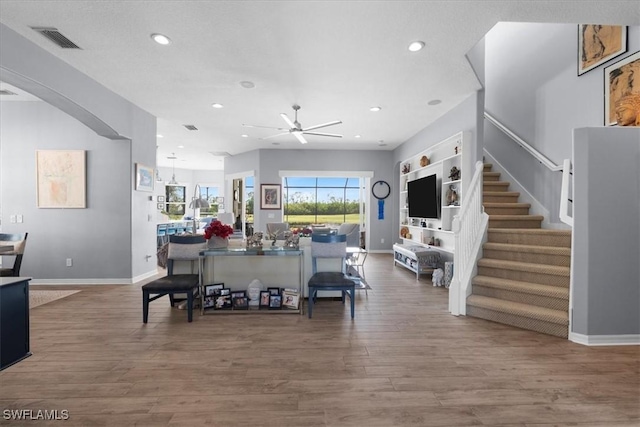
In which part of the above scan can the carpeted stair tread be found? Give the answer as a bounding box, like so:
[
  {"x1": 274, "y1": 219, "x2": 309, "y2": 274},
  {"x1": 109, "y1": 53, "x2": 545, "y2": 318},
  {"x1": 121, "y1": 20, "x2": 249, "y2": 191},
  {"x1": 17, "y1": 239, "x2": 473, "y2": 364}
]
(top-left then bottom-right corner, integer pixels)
[
  {"x1": 472, "y1": 275, "x2": 569, "y2": 299},
  {"x1": 483, "y1": 172, "x2": 501, "y2": 180},
  {"x1": 483, "y1": 163, "x2": 493, "y2": 170},
  {"x1": 483, "y1": 242, "x2": 570, "y2": 256},
  {"x1": 467, "y1": 295, "x2": 568, "y2": 325},
  {"x1": 483, "y1": 181, "x2": 510, "y2": 186},
  {"x1": 488, "y1": 214, "x2": 544, "y2": 221},
  {"x1": 483, "y1": 191, "x2": 521, "y2": 198},
  {"x1": 477, "y1": 258, "x2": 569, "y2": 277},
  {"x1": 483, "y1": 202, "x2": 531, "y2": 209},
  {"x1": 488, "y1": 228, "x2": 572, "y2": 237}
]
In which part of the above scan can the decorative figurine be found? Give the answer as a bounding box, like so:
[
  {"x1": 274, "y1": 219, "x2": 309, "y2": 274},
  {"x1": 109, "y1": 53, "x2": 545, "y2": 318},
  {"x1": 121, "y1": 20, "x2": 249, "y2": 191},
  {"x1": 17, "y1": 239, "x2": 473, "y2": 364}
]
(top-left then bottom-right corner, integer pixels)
[
  {"x1": 420, "y1": 155, "x2": 430, "y2": 167},
  {"x1": 448, "y1": 166, "x2": 461, "y2": 181},
  {"x1": 284, "y1": 231, "x2": 299, "y2": 249},
  {"x1": 446, "y1": 185, "x2": 459, "y2": 206},
  {"x1": 246, "y1": 232, "x2": 263, "y2": 248}
]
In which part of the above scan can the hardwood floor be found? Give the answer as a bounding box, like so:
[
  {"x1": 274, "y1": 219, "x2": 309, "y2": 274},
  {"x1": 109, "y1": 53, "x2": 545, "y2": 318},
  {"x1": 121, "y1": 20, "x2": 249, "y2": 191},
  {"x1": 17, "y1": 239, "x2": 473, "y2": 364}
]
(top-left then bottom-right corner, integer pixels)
[{"x1": 1, "y1": 253, "x2": 638, "y2": 426}]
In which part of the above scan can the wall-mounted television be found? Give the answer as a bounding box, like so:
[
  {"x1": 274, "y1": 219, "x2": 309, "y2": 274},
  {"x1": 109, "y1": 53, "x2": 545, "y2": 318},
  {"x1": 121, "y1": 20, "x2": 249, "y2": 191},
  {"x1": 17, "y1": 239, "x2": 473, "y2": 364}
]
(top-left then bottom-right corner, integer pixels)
[{"x1": 407, "y1": 174, "x2": 439, "y2": 219}]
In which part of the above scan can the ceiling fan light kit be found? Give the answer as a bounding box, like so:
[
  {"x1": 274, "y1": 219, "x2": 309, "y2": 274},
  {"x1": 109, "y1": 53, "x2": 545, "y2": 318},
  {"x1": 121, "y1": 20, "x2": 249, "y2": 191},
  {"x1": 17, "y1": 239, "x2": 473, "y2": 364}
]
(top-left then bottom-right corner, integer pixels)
[{"x1": 244, "y1": 105, "x2": 342, "y2": 144}]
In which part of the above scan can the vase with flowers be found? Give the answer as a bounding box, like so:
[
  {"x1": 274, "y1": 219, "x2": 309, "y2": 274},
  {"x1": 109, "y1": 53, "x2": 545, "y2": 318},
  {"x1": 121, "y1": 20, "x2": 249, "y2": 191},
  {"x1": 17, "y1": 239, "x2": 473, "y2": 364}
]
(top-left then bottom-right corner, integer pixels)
[{"x1": 204, "y1": 220, "x2": 234, "y2": 248}]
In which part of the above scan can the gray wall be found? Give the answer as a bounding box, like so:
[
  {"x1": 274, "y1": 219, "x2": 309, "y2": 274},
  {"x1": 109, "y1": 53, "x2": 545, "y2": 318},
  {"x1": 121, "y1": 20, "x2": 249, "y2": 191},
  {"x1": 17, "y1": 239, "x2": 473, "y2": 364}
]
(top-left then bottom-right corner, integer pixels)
[
  {"x1": 1, "y1": 23, "x2": 157, "y2": 282},
  {"x1": 225, "y1": 148, "x2": 393, "y2": 251},
  {"x1": 392, "y1": 92, "x2": 482, "y2": 244},
  {"x1": 483, "y1": 23, "x2": 640, "y2": 224},
  {"x1": 572, "y1": 127, "x2": 640, "y2": 336}
]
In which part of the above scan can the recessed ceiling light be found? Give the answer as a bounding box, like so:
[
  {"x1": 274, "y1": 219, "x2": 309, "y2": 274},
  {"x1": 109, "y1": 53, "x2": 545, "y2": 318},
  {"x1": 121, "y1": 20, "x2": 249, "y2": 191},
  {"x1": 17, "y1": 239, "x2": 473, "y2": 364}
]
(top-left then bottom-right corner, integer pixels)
[
  {"x1": 378, "y1": 140, "x2": 387, "y2": 146},
  {"x1": 408, "y1": 41, "x2": 425, "y2": 52},
  {"x1": 211, "y1": 103, "x2": 223, "y2": 108},
  {"x1": 428, "y1": 99, "x2": 442, "y2": 106},
  {"x1": 370, "y1": 106, "x2": 381, "y2": 112},
  {"x1": 272, "y1": 142, "x2": 280, "y2": 146},
  {"x1": 151, "y1": 33, "x2": 171, "y2": 45},
  {"x1": 177, "y1": 145, "x2": 184, "y2": 148},
  {"x1": 354, "y1": 135, "x2": 361, "y2": 138},
  {"x1": 241, "y1": 134, "x2": 249, "y2": 138},
  {"x1": 240, "y1": 81, "x2": 255, "y2": 89}
]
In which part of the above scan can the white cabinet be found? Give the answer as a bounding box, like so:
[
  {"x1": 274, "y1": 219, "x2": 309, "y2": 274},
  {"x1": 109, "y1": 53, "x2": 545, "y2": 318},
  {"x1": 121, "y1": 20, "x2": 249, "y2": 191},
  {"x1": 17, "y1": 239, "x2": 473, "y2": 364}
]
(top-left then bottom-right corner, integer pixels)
[{"x1": 399, "y1": 131, "x2": 469, "y2": 255}]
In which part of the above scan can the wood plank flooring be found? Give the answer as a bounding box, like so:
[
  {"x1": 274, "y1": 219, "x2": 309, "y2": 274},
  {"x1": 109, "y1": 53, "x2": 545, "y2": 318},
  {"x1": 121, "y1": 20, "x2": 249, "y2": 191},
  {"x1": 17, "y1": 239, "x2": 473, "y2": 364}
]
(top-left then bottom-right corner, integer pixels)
[{"x1": 1, "y1": 253, "x2": 638, "y2": 426}]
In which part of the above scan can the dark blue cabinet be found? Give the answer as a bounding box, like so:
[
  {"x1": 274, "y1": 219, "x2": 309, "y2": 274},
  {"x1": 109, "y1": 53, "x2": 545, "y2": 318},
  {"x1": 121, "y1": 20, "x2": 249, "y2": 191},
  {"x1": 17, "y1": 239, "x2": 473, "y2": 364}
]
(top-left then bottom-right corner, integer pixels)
[{"x1": 1, "y1": 277, "x2": 31, "y2": 370}]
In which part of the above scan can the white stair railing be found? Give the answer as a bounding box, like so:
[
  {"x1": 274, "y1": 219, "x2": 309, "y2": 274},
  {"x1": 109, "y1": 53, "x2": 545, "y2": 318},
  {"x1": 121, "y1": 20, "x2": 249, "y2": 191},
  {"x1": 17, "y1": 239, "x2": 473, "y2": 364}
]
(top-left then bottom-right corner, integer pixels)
[
  {"x1": 484, "y1": 112, "x2": 573, "y2": 227},
  {"x1": 449, "y1": 161, "x2": 489, "y2": 316}
]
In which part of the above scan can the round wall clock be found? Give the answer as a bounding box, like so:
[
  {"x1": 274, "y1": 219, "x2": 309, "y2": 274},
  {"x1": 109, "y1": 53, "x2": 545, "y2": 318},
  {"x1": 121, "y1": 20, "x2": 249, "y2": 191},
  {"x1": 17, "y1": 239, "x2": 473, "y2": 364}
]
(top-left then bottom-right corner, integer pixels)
[{"x1": 372, "y1": 180, "x2": 391, "y2": 200}]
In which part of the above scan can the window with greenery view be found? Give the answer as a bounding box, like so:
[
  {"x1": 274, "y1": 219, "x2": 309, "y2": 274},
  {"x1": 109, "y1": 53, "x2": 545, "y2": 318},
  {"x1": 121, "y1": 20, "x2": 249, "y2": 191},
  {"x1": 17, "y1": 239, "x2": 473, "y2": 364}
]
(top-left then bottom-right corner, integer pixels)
[
  {"x1": 165, "y1": 185, "x2": 186, "y2": 217},
  {"x1": 245, "y1": 176, "x2": 254, "y2": 223},
  {"x1": 198, "y1": 186, "x2": 219, "y2": 217},
  {"x1": 283, "y1": 177, "x2": 363, "y2": 228}
]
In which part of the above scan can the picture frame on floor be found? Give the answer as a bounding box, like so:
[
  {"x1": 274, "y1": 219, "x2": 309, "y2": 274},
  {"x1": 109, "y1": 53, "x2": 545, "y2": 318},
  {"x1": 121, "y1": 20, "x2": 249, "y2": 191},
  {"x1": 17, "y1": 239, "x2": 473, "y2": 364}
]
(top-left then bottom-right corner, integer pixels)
[
  {"x1": 214, "y1": 294, "x2": 232, "y2": 309},
  {"x1": 282, "y1": 290, "x2": 300, "y2": 309},
  {"x1": 205, "y1": 283, "x2": 224, "y2": 296},
  {"x1": 203, "y1": 296, "x2": 215, "y2": 309},
  {"x1": 267, "y1": 287, "x2": 280, "y2": 296},
  {"x1": 259, "y1": 291, "x2": 271, "y2": 309},
  {"x1": 231, "y1": 291, "x2": 246, "y2": 299},
  {"x1": 232, "y1": 296, "x2": 249, "y2": 310},
  {"x1": 269, "y1": 294, "x2": 282, "y2": 310}
]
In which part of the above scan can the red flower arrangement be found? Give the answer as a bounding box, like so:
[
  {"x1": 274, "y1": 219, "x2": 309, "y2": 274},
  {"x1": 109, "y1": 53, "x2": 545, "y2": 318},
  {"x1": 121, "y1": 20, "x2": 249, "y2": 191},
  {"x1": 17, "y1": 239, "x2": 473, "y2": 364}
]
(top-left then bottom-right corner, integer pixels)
[
  {"x1": 293, "y1": 227, "x2": 313, "y2": 237},
  {"x1": 204, "y1": 220, "x2": 234, "y2": 240}
]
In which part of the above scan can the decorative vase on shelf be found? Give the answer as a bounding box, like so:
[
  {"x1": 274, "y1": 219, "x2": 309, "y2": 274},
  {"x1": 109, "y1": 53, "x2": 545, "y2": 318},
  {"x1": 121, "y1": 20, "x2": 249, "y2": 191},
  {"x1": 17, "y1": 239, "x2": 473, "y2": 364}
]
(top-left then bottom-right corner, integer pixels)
[{"x1": 207, "y1": 236, "x2": 229, "y2": 249}]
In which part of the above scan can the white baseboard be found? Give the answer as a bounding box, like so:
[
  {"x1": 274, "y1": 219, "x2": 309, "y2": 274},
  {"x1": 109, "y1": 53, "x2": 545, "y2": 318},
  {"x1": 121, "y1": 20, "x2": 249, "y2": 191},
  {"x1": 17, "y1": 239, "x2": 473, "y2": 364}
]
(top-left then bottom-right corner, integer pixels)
[
  {"x1": 368, "y1": 249, "x2": 394, "y2": 254},
  {"x1": 569, "y1": 332, "x2": 640, "y2": 346},
  {"x1": 30, "y1": 269, "x2": 159, "y2": 286}
]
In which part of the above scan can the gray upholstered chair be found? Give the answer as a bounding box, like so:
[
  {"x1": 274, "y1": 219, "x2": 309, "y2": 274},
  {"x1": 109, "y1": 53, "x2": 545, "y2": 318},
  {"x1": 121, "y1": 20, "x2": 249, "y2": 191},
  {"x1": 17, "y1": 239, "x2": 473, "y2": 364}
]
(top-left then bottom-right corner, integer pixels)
[
  {"x1": 337, "y1": 223, "x2": 360, "y2": 247},
  {"x1": 307, "y1": 233, "x2": 356, "y2": 319},
  {"x1": 0, "y1": 233, "x2": 28, "y2": 277},
  {"x1": 266, "y1": 222, "x2": 290, "y2": 240}
]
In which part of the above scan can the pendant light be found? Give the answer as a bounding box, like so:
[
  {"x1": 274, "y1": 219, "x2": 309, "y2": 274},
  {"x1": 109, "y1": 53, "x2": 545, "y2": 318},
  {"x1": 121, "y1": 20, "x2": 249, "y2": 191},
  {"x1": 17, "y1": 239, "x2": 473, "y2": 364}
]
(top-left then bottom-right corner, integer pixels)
[{"x1": 168, "y1": 153, "x2": 178, "y2": 185}]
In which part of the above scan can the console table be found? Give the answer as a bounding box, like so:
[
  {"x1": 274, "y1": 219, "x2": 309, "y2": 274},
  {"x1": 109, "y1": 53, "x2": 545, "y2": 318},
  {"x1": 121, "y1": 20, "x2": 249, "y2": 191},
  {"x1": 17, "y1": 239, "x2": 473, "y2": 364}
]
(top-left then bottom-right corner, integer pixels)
[
  {"x1": 199, "y1": 247, "x2": 304, "y2": 314},
  {"x1": 1, "y1": 277, "x2": 31, "y2": 370}
]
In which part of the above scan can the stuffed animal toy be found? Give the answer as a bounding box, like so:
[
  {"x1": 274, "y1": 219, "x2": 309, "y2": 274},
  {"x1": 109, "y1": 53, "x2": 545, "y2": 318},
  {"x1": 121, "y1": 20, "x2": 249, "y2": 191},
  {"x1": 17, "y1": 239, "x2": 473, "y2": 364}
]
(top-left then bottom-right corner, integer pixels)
[{"x1": 432, "y1": 268, "x2": 444, "y2": 287}]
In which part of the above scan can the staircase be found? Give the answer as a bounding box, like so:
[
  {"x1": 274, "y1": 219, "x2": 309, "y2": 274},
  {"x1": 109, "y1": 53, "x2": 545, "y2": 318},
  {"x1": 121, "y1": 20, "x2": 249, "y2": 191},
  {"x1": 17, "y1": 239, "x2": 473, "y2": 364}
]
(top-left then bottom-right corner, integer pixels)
[{"x1": 466, "y1": 163, "x2": 571, "y2": 338}]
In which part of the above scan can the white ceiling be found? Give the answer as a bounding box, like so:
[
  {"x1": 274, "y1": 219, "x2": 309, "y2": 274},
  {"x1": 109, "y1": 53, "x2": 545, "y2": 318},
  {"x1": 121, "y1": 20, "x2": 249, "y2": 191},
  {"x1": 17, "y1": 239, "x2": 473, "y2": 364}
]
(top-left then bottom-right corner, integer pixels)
[{"x1": 0, "y1": 1, "x2": 636, "y2": 170}]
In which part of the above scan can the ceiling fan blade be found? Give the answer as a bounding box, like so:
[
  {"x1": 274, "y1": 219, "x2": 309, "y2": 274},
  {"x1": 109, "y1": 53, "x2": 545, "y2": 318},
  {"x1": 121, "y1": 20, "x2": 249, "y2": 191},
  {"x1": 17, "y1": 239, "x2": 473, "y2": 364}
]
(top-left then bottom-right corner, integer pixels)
[
  {"x1": 302, "y1": 131, "x2": 343, "y2": 138},
  {"x1": 301, "y1": 120, "x2": 342, "y2": 132},
  {"x1": 242, "y1": 124, "x2": 287, "y2": 131},
  {"x1": 292, "y1": 132, "x2": 308, "y2": 144},
  {"x1": 260, "y1": 132, "x2": 290, "y2": 140},
  {"x1": 280, "y1": 113, "x2": 297, "y2": 129}
]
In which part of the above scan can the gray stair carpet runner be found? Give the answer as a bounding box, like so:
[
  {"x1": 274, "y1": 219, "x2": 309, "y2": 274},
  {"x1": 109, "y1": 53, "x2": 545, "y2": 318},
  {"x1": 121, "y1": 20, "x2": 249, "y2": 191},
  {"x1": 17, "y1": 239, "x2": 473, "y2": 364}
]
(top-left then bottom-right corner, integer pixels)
[{"x1": 466, "y1": 163, "x2": 571, "y2": 338}]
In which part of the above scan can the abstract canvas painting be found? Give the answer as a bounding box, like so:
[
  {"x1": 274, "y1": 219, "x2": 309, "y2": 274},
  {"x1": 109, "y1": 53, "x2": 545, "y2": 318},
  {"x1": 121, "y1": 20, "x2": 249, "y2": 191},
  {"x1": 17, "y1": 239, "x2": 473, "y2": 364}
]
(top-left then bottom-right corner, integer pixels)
[{"x1": 36, "y1": 150, "x2": 86, "y2": 208}]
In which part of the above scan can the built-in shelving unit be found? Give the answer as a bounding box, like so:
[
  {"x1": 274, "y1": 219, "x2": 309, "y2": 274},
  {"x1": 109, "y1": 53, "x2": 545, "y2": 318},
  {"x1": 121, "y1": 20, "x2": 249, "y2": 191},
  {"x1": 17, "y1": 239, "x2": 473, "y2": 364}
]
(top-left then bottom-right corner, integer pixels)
[{"x1": 397, "y1": 131, "x2": 468, "y2": 259}]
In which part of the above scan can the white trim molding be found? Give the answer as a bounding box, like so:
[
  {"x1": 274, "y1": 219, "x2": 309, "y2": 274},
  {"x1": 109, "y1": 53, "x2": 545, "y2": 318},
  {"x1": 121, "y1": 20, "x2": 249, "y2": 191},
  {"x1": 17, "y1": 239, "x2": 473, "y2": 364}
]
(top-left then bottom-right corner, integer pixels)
[
  {"x1": 570, "y1": 332, "x2": 640, "y2": 346},
  {"x1": 30, "y1": 269, "x2": 159, "y2": 285}
]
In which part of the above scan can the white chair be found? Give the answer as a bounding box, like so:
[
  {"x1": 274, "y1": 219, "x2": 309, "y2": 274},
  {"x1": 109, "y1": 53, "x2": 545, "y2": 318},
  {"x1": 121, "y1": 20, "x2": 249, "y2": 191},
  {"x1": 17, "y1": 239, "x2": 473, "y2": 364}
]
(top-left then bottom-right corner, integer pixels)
[
  {"x1": 266, "y1": 222, "x2": 289, "y2": 240},
  {"x1": 337, "y1": 223, "x2": 360, "y2": 247}
]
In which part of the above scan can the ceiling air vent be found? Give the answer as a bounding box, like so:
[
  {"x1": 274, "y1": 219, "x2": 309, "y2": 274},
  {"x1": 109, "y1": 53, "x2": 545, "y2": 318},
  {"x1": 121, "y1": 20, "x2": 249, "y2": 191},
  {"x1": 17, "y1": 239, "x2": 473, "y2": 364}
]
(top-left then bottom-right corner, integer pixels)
[
  {"x1": 183, "y1": 124, "x2": 198, "y2": 131},
  {"x1": 0, "y1": 89, "x2": 17, "y2": 96},
  {"x1": 31, "y1": 27, "x2": 81, "y2": 49},
  {"x1": 209, "y1": 151, "x2": 231, "y2": 157}
]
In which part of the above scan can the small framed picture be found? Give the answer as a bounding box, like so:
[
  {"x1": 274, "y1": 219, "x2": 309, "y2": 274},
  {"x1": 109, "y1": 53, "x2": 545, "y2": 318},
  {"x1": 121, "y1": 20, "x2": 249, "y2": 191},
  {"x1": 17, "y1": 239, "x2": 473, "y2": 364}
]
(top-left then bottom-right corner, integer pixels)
[
  {"x1": 259, "y1": 291, "x2": 271, "y2": 309},
  {"x1": 135, "y1": 163, "x2": 154, "y2": 192},
  {"x1": 267, "y1": 287, "x2": 280, "y2": 296},
  {"x1": 157, "y1": 195, "x2": 165, "y2": 202},
  {"x1": 214, "y1": 294, "x2": 232, "y2": 309},
  {"x1": 231, "y1": 291, "x2": 246, "y2": 299},
  {"x1": 269, "y1": 294, "x2": 282, "y2": 310},
  {"x1": 203, "y1": 296, "x2": 215, "y2": 309},
  {"x1": 260, "y1": 184, "x2": 282, "y2": 210},
  {"x1": 205, "y1": 283, "x2": 224, "y2": 296},
  {"x1": 604, "y1": 50, "x2": 640, "y2": 126},
  {"x1": 232, "y1": 296, "x2": 249, "y2": 310},
  {"x1": 157, "y1": 203, "x2": 164, "y2": 210},
  {"x1": 282, "y1": 290, "x2": 300, "y2": 310},
  {"x1": 219, "y1": 288, "x2": 231, "y2": 296}
]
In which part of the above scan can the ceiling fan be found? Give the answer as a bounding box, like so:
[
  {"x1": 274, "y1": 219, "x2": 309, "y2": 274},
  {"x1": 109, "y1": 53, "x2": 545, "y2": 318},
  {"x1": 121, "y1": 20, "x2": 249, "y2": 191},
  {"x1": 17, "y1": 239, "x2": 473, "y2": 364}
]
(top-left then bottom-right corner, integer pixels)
[{"x1": 242, "y1": 105, "x2": 342, "y2": 144}]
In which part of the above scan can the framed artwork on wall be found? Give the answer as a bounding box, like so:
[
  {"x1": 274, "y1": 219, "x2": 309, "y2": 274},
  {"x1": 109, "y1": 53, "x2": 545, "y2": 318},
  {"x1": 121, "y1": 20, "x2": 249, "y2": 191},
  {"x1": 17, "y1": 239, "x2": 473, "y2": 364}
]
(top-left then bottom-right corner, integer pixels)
[
  {"x1": 36, "y1": 150, "x2": 86, "y2": 208},
  {"x1": 604, "y1": 51, "x2": 640, "y2": 126},
  {"x1": 260, "y1": 184, "x2": 281, "y2": 210},
  {"x1": 578, "y1": 25, "x2": 627, "y2": 76},
  {"x1": 135, "y1": 163, "x2": 154, "y2": 192}
]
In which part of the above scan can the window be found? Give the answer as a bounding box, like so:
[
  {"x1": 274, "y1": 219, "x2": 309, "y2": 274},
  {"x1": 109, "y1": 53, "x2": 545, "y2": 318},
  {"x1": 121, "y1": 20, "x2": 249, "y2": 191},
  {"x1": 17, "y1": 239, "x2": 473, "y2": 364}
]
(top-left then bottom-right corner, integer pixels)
[
  {"x1": 198, "y1": 186, "x2": 219, "y2": 217},
  {"x1": 245, "y1": 176, "x2": 254, "y2": 223},
  {"x1": 283, "y1": 177, "x2": 363, "y2": 228},
  {"x1": 165, "y1": 185, "x2": 186, "y2": 216}
]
